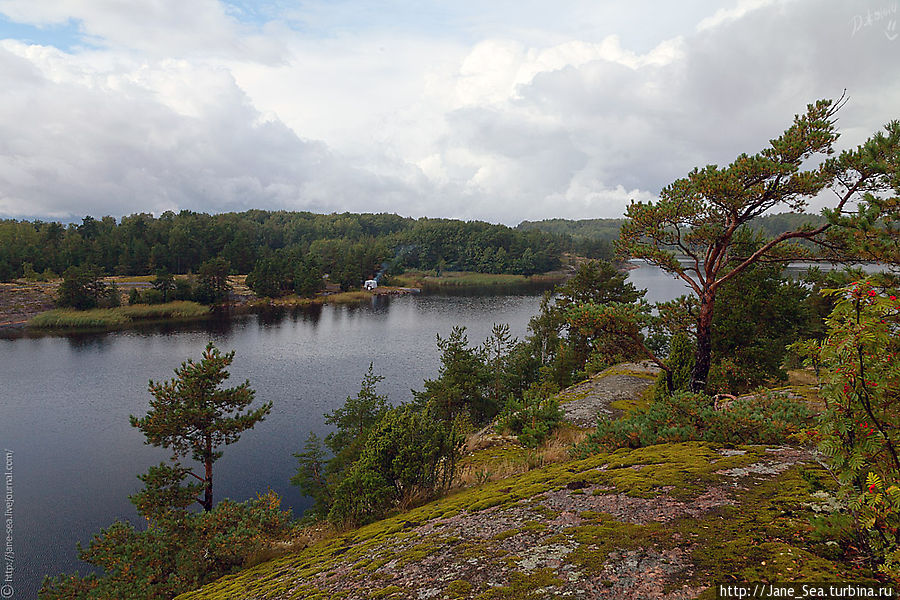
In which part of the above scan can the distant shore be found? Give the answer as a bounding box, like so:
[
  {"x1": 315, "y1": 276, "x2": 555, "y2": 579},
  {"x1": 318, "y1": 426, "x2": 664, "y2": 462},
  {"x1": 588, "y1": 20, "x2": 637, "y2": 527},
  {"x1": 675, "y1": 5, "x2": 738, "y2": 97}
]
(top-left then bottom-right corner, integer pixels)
[{"x1": 1, "y1": 269, "x2": 571, "y2": 333}]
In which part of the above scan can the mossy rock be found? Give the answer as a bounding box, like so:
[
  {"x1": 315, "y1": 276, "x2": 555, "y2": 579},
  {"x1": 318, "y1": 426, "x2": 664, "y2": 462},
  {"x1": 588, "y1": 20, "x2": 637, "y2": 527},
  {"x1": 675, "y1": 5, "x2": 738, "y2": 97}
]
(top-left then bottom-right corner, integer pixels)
[{"x1": 175, "y1": 442, "x2": 872, "y2": 600}]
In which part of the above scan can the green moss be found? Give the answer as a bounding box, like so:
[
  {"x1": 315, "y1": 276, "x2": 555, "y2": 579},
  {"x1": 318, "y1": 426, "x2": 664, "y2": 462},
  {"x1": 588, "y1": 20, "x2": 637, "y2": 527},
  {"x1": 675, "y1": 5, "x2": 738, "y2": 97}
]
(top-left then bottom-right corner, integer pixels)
[
  {"x1": 595, "y1": 365, "x2": 658, "y2": 381},
  {"x1": 567, "y1": 513, "x2": 672, "y2": 574},
  {"x1": 446, "y1": 579, "x2": 474, "y2": 598},
  {"x1": 492, "y1": 520, "x2": 549, "y2": 541},
  {"x1": 474, "y1": 569, "x2": 563, "y2": 599},
  {"x1": 394, "y1": 540, "x2": 439, "y2": 567},
  {"x1": 367, "y1": 585, "x2": 406, "y2": 599},
  {"x1": 460, "y1": 443, "x2": 529, "y2": 470},
  {"x1": 554, "y1": 388, "x2": 592, "y2": 405},
  {"x1": 683, "y1": 465, "x2": 874, "y2": 589},
  {"x1": 594, "y1": 442, "x2": 765, "y2": 499},
  {"x1": 609, "y1": 392, "x2": 652, "y2": 414},
  {"x1": 175, "y1": 442, "x2": 872, "y2": 600}
]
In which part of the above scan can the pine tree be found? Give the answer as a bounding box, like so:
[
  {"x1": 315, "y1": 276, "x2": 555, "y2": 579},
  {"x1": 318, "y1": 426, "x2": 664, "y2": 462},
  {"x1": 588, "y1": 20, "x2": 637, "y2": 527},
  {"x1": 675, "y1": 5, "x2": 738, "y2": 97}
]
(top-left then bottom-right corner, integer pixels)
[
  {"x1": 130, "y1": 343, "x2": 272, "y2": 511},
  {"x1": 619, "y1": 98, "x2": 899, "y2": 391}
]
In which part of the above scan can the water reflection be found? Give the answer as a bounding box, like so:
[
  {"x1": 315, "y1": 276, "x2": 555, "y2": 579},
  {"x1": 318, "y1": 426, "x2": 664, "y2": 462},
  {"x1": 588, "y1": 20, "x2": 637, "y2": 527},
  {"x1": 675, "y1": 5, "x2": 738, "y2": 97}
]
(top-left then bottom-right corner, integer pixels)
[
  {"x1": 9, "y1": 263, "x2": 833, "y2": 598},
  {"x1": 1, "y1": 289, "x2": 555, "y2": 598}
]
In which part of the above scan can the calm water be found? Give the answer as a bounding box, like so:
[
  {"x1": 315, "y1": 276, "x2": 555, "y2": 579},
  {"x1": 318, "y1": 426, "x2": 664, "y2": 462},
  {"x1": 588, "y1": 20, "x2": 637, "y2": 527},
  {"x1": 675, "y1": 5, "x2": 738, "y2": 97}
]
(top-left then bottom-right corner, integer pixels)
[{"x1": 1, "y1": 267, "x2": 690, "y2": 599}]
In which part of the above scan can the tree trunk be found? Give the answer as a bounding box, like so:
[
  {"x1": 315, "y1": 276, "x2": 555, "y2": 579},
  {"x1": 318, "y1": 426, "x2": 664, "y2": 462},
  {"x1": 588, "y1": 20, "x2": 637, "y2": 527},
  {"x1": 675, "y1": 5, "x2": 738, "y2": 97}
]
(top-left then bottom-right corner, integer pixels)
[
  {"x1": 203, "y1": 436, "x2": 213, "y2": 511},
  {"x1": 691, "y1": 292, "x2": 716, "y2": 392}
]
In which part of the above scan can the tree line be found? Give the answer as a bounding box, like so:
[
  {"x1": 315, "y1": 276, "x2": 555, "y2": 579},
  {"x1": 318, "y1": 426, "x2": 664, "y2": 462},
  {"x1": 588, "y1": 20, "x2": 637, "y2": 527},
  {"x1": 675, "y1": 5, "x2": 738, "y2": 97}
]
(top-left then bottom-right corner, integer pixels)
[{"x1": 0, "y1": 211, "x2": 570, "y2": 288}]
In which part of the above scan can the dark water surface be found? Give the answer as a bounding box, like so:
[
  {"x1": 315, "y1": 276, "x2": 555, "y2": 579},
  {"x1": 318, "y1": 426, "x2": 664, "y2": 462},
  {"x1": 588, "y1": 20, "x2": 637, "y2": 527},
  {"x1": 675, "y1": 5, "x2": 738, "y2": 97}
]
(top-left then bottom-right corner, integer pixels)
[{"x1": 0, "y1": 267, "x2": 690, "y2": 599}]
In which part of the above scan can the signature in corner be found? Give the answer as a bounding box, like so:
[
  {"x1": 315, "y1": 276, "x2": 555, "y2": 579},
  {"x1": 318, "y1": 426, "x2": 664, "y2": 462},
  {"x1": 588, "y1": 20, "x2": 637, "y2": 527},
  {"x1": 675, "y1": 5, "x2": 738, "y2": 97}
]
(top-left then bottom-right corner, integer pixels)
[{"x1": 849, "y1": 3, "x2": 899, "y2": 40}]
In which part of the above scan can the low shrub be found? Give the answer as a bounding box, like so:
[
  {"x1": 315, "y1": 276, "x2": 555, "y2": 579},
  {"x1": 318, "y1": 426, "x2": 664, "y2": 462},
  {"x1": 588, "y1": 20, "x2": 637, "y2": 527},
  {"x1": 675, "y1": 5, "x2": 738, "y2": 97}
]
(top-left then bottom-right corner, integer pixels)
[
  {"x1": 574, "y1": 389, "x2": 812, "y2": 455},
  {"x1": 495, "y1": 389, "x2": 564, "y2": 448},
  {"x1": 327, "y1": 405, "x2": 463, "y2": 527}
]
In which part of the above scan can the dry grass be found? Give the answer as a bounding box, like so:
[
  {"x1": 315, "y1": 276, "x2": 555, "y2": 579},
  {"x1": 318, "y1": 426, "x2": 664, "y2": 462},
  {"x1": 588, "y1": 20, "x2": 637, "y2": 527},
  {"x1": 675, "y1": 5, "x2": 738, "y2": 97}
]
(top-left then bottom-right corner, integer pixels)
[
  {"x1": 243, "y1": 522, "x2": 338, "y2": 569},
  {"x1": 325, "y1": 291, "x2": 371, "y2": 303},
  {"x1": 266, "y1": 290, "x2": 373, "y2": 307},
  {"x1": 454, "y1": 424, "x2": 589, "y2": 489},
  {"x1": 28, "y1": 308, "x2": 131, "y2": 329},
  {"x1": 392, "y1": 270, "x2": 567, "y2": 289},
  {"x1": 787, "y1": 368, "x2": 819, "y2": 387}
]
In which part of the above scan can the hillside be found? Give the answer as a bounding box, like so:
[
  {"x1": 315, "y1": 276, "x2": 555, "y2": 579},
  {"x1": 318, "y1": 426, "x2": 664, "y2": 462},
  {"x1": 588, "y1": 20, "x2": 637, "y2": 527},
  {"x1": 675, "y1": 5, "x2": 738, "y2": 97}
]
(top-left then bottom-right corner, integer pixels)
[
  {"x1": 175, "y1": 367, "x2": 872, "y2": 600},
  {"x1": 176, "y1": 442, "x2": 864, "y2": 600}
]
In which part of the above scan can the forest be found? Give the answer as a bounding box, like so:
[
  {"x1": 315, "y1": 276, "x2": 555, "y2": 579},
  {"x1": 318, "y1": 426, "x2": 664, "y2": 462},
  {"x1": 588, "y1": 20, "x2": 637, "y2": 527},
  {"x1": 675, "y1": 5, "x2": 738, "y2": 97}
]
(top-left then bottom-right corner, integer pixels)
[{"x1": 0, "y1": 211, "x2": 575, "y2": 291}]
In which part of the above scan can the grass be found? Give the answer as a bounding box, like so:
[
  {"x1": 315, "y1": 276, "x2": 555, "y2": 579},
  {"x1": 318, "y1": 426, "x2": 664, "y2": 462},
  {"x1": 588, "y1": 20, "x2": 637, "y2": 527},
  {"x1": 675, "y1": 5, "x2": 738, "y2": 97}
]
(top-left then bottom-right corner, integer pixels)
[
  {"x1": 392, "y1": 271, "x2": 566, "y2": 288},
  {"x1": 28, "y1": 301, "x2": 210, "y2": 329},
  {"x1": 325, "y1": 291, "x2": 372, "y2": 303},
  {"x1": 455, "y1": 425, "x2": 588, "y2": 488},
  {"x1": 28, "y1": 308, "x2": 131, "y2": 329},
  {"x1": 258, "y1": 290, "x2": 374, "y2": 308},
  {"x1": 118, "y1": 301, "x2": 210, "y2": 319}
]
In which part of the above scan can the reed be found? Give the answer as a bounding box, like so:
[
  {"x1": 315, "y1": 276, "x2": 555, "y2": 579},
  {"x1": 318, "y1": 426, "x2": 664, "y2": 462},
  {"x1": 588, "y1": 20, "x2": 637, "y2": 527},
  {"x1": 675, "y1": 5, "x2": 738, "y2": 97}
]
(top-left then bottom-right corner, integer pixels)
[
  {"x1": 118, "y1": 301, "x2": 209, "y2": 319},
  {"x1": 28, "y1": 309, "x2": 130, "y2": 329},
  {"x1": 28, "y1": 301, "x2": 209, "y2": 329}
]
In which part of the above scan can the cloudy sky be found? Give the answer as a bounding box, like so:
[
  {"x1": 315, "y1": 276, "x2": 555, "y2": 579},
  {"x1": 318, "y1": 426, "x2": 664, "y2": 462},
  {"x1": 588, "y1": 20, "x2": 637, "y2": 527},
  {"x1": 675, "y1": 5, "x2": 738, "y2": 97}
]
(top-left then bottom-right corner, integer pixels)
[{"x1": 0, "y1": 0, "x2": 898, "y2": 225}]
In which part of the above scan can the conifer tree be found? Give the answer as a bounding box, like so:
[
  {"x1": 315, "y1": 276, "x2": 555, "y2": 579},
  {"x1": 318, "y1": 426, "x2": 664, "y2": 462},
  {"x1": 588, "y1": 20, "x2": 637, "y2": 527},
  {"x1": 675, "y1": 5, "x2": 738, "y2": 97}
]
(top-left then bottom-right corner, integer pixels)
[
  {"x1": 130, "y1": 343, "x2": 272, "y2": 511},
  {"x1": 619, "y1": 98, "x2": 899, "y2": 391}
]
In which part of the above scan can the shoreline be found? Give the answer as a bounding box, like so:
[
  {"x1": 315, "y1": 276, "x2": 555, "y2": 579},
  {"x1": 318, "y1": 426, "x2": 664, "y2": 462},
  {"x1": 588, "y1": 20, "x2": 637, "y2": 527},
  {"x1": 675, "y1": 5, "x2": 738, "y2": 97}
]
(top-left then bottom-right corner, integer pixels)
[{"x1": 1, "y1": 270, "x2": 566, "y2": 335}]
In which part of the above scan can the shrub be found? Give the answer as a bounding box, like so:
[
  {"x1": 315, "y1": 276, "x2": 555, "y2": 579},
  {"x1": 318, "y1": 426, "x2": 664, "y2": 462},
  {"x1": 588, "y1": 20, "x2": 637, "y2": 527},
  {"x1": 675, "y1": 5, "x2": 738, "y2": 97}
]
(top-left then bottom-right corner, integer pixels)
[
  {"x1": 173, "y1": 278, "x2": 194, "y2": 301},
  {"x1": 794, "y1": 283, "x2": 900, "y2": 579},
  {"x1": 57, "y1": 265, "x2": 108, "y2": 309},
  {"x1": 495, "y1": 389, "x2": 564, "y2": 448},
  {"x1": 39, "y1": 491, "x2": 293, "y2": 600},
  {"x1": 574, "y1": 389, "x2": 811, "y2": 455},
  {"x1": 142, "y1": 288, "x2": 165, "y2": 304},
  {"x1": 327, "y1": 405, "x2": 463, "y2": 527}
]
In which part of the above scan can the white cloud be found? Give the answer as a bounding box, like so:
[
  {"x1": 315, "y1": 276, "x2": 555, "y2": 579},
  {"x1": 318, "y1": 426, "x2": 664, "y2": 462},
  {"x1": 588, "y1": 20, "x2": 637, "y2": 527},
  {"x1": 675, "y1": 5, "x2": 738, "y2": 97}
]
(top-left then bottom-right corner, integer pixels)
[
  {"x1": 696, "y1": 0, "x2": 782, "y2": 31},
  {"x1": 0, "y1": 39, "x2": 418, "y2": 220},
  {"x1": 0, "y1": 0, "x2": 284, "y2": 60},
  {"x1": 0, "y1": 0, "x2": 897, "y2": 224}
]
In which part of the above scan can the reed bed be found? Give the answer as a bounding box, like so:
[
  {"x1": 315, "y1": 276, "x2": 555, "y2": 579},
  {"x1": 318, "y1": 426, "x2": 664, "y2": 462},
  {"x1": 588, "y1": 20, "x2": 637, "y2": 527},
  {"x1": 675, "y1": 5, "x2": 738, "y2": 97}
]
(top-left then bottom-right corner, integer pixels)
[
  {"x1": 28, "y1": 301, "x2": 209, "y2": 329},
  {"x1": 28, "y1": 309, "x2": 131, "y2": 329},
  {"x1": 118, "y1": 301, "x2": 209, "y2": 319},
  {"x1": 395, "y1": 270, "x2": 567, "y2": 288}
]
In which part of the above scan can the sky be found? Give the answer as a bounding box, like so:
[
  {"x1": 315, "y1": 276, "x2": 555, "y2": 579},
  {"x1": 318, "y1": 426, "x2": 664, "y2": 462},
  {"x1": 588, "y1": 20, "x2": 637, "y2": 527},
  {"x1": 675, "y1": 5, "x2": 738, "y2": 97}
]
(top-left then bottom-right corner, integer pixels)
[{"x1": 0, "y1": 0, "x2": 898, "y2": 225}]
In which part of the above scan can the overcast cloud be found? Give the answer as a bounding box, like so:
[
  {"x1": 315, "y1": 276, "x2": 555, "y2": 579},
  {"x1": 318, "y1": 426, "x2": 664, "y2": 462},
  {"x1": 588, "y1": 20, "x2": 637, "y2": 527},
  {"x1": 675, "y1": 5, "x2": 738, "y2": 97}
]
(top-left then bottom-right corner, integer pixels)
[{"x1": 0, "y1": 0, "x2": 898, "y2": 224}]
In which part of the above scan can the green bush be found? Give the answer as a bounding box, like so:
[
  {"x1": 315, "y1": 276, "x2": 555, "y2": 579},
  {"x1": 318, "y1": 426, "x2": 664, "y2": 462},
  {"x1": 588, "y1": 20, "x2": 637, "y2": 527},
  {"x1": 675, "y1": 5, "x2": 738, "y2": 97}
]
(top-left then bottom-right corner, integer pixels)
[
  {"x1": 142, "y1": 288, "x2": 165, "y2": 304},
  {"x1": 574, "y1": 389, "x2": 812, "y2": 455},
  {"x1": 495, "y1": 389, "x2": 564, "y2": 448},
  {"x1": 327, "y1": 405, "x2": 463, "y2": 527},
  {"x1": 39, "y1": 491, "x2": 292, "y2": 600},
  {"x1": 794, "y1": 283, "x2": 900, "y2": 580},
  {"x1": 57, "y1": 265, "x2": 109, "y2": 309}
]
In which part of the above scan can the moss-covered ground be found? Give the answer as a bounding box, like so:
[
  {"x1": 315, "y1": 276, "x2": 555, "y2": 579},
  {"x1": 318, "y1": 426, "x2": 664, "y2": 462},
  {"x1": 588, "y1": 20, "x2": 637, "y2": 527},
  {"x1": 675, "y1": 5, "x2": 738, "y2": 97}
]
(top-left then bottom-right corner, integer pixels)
[{"x1": 175, "y1": 441, "x2": 872, "y2": 600}]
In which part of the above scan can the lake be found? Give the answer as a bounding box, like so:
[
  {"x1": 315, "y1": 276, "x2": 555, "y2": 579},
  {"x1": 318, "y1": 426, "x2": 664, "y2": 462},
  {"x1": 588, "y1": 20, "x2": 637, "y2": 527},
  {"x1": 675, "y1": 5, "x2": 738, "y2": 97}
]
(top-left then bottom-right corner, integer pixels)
[{"x1": 0, "y1": 264, "x2": 694, "y2": 599}]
